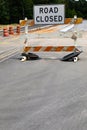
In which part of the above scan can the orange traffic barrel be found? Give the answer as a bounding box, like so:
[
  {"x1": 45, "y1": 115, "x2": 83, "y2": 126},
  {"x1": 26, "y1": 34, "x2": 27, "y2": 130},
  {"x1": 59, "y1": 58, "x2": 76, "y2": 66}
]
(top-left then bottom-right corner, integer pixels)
[
  {"x1": 3, "y1": 28, "x2": 9, "y2": 37},
  {"x1": 16, "y1": 25, "x2": 20, "y2": 34},
  {"x1": 9, "y1": 26, "x2": 14, "y2": 35}
]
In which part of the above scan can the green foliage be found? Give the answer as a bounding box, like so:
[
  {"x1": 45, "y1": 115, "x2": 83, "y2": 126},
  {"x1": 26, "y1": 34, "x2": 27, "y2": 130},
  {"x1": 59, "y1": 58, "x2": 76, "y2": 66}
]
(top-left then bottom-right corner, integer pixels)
[
  {"x1": 24, "y1": 0, "x2": 33, "y2": 19},
  {"x1": 0, "y1": 0, "x2": 87, "y2": 24},
  {"x1": 0, "y1": 0, "x2": 9, "y2": 24},
  {"x1": 66, "y1": 9, "x2": 77, "y2": 18}
]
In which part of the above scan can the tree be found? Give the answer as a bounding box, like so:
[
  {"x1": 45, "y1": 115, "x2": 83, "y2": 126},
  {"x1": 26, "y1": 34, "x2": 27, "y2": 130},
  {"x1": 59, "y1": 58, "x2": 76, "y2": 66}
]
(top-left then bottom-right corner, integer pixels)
[
  {"x1": 0, "y1": 0, "x2": 87, "y2": 24},
  {"x1": 23, "y1": 0, "x2": 33, "y2": 19},
  {"x1": 32, "y1": 0, "x2": 49, "y2": 4},
  {"x1": 0, "y1": 0, "x2": 9, "y2": 24},
  {"x1": 8, "y1": 0, "x2": 24, "y2": 23}
]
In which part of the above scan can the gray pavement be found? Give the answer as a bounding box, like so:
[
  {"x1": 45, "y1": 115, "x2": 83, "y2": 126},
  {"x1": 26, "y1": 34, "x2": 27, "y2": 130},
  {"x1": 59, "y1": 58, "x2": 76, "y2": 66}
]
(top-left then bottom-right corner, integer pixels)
[
  {"x1": 0, "y1": 21, "x2": 87, "y2": 130},
  {"x1": 0, "y1": 50, "x2": 87, "y2": 130}
]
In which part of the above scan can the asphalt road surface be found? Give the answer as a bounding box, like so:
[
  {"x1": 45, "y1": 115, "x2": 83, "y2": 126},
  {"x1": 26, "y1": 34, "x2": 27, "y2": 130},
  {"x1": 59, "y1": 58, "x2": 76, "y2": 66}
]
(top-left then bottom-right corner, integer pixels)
[{"x1": 0, "y1": 51, "x2": 87, "y2": 130}]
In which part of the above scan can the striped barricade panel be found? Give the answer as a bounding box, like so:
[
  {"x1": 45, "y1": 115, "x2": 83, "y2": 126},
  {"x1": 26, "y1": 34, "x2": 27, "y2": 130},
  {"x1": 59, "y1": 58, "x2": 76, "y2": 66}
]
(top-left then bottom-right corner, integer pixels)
[{"x1": 23, "y1": 46, "x2": 76, "y2": 53}]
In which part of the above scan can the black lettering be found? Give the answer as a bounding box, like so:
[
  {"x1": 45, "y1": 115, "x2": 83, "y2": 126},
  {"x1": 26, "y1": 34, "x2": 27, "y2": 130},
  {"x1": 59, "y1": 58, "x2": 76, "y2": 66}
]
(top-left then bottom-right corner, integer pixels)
[
  {"x1": 36, "y1": 16, "x2": 40, "y2": 22},
  {"x1": 45, "y1": 16, "x2": 49, "y2": 22},
  {"x1": 49, "y1": 7, "x2": 53, "y2": 13},
  {"x1": 36, "y1": 15, "x2": 63, "y2": 24},
  {"x1": 54, "y1": 15, "x2": 58, "y2": 22},
  {"x1": 58, "y1": 15, "x2": 62, "y2": 21},
  {"x1": 54, "y1": 7, "x2": 58, "y2": 13},
  {"x1": 40, "y1": 16, "x2": 44, "y2": 22},
  {"x1": 44, "y1": 7, "x2": 48, "y2": 13},
  {"x1": 39, "y1": 8, "x2": 43, "y2": 14},
  {"x1": 49, "y1": 16, "x2": 53, "y2": 22}
]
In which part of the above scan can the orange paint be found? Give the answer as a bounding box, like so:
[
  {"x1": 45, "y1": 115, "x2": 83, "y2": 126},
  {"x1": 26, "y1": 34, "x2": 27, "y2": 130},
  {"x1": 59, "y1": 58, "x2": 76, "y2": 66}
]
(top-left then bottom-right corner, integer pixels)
[
  {"x1": 66, "y1": 46, "x2": 75, "y2": 51},
  {"x1": 34, "y1": 46, "x2": 42, "y2": 51}
]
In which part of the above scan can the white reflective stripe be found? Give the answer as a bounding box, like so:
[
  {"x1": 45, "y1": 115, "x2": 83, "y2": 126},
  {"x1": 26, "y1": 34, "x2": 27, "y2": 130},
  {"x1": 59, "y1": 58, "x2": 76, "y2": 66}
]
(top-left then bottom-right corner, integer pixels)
[
  {"x1": 40, "y1": 47, "x2": 47, "y2": 51},
  {"x1": 60, "y1": 24, "x2": 74, "y2": 32}
]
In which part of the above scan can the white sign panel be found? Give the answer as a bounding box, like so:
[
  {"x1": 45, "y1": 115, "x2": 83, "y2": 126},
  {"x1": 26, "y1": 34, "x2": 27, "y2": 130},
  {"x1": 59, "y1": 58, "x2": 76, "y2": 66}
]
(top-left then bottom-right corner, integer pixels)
[{"x1": 34, "y1": 5, "x2": 65, "y2": 24}]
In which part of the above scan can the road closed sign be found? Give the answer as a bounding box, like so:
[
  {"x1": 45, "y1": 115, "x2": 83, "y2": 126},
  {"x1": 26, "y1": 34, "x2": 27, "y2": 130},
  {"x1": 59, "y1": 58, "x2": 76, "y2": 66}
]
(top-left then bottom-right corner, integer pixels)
[{"x1": 34, "y1": 5, "x2": 65, "y2": 24}]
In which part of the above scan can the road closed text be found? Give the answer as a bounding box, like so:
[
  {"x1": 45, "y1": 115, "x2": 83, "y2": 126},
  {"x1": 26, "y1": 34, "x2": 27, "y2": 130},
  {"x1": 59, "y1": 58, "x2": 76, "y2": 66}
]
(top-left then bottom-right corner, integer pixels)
[
  {"x1": 36, "y1": 15, "x2": 63, "y2": 23},
  {"x1": 34, "y1": 5, "x2": 65, "y2": 24}
]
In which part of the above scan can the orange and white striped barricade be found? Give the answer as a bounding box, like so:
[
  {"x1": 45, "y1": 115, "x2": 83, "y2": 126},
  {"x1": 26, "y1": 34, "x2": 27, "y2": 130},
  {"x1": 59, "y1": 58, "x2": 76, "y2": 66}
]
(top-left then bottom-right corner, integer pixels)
[
  {"x1": 23, "y1": 46, "x2": 76, "y2": 53},
  {"x1": 20, "y1": 45, "x2": 82, "y2": 62}
]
